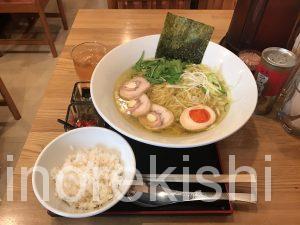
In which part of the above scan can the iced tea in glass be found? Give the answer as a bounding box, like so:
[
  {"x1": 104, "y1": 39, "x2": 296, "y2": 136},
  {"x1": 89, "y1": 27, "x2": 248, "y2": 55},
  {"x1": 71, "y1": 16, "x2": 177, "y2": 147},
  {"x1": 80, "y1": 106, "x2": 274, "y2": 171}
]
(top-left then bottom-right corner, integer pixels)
[{"x1": 71, "y1": 42, "x2": 106, "y2": 81}]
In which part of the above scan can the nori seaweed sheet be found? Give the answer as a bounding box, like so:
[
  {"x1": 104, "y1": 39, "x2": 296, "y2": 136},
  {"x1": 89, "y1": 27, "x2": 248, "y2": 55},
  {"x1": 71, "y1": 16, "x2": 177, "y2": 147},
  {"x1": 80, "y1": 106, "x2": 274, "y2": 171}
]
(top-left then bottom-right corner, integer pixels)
[{"x1": 156, "y1": 13, "x2": 214, "y2": 64}]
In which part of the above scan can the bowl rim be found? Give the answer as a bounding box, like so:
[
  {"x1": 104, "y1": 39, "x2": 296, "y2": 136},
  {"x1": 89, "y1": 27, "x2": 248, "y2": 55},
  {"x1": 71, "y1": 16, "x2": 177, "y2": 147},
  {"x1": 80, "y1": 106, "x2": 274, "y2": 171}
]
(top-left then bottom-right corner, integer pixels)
[
  {"x1": 32, "y1": 127, "x2": 136, "y2": 218},
  {"x1": 91, "y1": 34, "x2": 258, "y2": 148}
]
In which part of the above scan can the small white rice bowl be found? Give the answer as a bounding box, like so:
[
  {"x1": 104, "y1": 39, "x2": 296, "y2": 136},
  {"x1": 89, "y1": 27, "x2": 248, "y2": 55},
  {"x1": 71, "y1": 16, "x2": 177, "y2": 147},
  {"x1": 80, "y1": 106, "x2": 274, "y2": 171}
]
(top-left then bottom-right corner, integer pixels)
[{"x1": 32, "y1": 127, "x2": 136, "y2": 218}]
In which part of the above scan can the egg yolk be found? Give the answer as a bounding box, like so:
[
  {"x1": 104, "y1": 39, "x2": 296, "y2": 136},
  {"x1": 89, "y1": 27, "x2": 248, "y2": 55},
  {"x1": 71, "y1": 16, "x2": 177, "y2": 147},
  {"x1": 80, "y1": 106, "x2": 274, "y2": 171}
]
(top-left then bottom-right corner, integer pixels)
[{"x1": 189, "y1": 108, "x2": 210, "y2": 123}]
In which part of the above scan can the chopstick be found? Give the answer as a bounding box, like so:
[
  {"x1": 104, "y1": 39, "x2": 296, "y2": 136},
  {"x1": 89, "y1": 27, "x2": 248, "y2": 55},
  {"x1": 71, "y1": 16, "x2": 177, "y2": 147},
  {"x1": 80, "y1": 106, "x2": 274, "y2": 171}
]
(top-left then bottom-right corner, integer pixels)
[
  {"x1": 140, "y1": 174, "x2": 255, "y2": 183},
  {"x1": 128, "y1": 183, "x2": 257, "y2": 203}
]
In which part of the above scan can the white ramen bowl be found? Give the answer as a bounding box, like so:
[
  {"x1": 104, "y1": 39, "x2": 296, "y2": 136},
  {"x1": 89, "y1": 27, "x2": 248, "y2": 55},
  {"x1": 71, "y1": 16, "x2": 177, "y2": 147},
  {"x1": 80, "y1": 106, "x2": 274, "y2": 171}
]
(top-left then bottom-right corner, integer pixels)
[
  {"x1": 91, "y1": 35, "x2": 257, "y2": 148},
  {"x1": 32, "y1": 127, "x2": 136, "y2": 218}
]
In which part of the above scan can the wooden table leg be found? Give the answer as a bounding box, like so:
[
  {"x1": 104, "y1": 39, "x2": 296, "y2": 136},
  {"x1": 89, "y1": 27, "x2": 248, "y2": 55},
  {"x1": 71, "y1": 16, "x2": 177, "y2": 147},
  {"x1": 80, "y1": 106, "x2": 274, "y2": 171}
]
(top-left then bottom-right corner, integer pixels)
[
  {"x1": 38, "y1": 8, "x2": 58, "y2": 57},
  {"x1": 56, "y1": 0, "x2": 68, "y2": 30},
  {"x1": 23, "y1": 15, "x2": 38, "y2": 37},
  {"x1": 0, "y1": 78, "x2": 21, "y2": 120}
]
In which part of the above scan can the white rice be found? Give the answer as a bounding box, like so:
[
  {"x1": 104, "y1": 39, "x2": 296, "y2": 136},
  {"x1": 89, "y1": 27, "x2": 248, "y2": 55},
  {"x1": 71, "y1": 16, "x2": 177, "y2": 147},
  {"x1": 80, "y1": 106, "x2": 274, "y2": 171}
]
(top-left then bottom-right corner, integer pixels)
[{"x1": 51, "y1": 146, "x2": 124, "y2": 210}]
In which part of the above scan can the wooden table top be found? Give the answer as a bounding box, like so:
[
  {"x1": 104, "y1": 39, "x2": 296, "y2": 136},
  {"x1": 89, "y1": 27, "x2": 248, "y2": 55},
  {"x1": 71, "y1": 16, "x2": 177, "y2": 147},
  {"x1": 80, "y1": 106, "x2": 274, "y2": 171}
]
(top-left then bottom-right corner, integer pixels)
[{"x1": 1, "y1": 9, "x2": 300, "y2": 225}]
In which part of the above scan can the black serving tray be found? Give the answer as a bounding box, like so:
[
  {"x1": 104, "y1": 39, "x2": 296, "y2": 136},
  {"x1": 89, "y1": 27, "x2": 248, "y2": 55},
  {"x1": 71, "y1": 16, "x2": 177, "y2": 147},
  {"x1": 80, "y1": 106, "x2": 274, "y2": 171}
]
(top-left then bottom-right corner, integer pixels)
[{"x1": 101, "y1": 126, "x2": 233, "y2": 215}]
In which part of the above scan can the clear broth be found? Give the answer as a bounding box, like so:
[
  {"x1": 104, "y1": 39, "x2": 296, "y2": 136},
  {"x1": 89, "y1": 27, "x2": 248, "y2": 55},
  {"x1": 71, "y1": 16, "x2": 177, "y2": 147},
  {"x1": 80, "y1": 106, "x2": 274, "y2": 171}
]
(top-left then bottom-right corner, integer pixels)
[{"x1": 114, "y1": 66, "x2": 231, "y2": 136}]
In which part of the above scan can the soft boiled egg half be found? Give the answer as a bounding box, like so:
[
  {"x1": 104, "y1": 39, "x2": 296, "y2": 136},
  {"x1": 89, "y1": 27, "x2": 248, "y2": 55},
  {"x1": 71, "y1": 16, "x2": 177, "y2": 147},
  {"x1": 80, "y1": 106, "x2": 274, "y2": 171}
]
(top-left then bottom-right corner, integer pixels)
[{"x1": 180, "y1": 105, "x2": 216, "y2": 131}]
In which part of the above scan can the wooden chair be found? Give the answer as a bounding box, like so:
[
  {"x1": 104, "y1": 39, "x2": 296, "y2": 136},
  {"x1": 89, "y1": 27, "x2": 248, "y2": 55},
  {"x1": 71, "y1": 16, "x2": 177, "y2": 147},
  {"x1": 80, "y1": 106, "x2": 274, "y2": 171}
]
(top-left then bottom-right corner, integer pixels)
[
  {"x1": 0, "y1": 78, "x2": 21, "y2": 120},
  {"x1": 107, "y1": 0, "x2": 192, "y2": 9},
  {"x1": 0, "y1": 0, "x2": 68, "y2": 57},
  {"x1": 198, "y1": 0, "x2": 237, "y2": 9}
]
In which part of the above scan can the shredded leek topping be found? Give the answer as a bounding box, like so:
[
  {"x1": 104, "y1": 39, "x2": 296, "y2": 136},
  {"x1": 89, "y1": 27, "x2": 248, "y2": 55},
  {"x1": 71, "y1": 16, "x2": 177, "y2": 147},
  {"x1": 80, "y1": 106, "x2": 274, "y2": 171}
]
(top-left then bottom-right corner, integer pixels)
[
  {"x1": 148, "y1": 64, "x2": 231, "y2": 126},
  {"x1": 167, "y1": 64, "x2": 227, "y2": 100}
]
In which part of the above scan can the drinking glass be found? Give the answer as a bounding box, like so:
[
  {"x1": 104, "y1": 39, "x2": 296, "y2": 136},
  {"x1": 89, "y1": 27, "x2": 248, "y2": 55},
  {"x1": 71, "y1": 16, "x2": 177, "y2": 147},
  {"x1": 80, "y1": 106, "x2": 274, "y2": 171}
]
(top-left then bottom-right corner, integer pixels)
[
  {"x1": 278, "y1": 78, "x2": 300, "y2": 135},
  {"x1": 71, "y1": 42, "x2": 106, "y2": 81}
]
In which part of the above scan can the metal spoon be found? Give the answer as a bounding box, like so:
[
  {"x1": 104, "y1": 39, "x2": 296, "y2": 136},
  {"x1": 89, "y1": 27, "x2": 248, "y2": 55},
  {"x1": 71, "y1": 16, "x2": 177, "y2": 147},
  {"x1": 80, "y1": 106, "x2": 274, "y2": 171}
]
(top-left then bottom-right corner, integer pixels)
[{"x1": 126, "y1": 182, "x2": 256, "y2": 207}]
